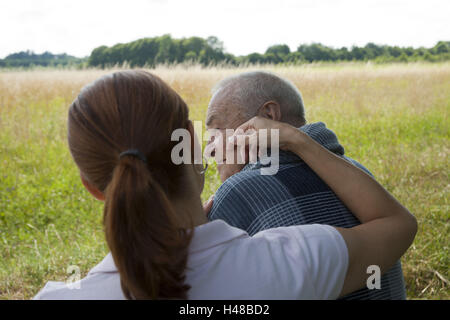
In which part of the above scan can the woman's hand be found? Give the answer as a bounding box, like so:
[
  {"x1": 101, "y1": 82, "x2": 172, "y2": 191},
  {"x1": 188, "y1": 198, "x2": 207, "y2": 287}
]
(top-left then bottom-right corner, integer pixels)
[{"x1": 227, "y1": 116, "x2": 306, "y2": 153}]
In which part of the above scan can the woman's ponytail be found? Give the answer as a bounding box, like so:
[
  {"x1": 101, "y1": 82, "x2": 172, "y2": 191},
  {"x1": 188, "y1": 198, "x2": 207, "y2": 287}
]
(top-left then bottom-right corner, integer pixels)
[
  {"x1": 103, "y1": 156, "x2": 192, "y2": 299},
  {"x1": 68, "y1": 70, "x2": 193, "y2": 299}
]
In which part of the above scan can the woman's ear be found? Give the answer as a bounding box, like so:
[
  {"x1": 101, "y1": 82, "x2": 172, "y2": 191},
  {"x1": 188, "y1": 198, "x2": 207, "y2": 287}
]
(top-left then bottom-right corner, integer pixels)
[
  {"x1": 81, "y1": 174, "x2": 105, "y2": 201},
  {"x1": 257, "y1": 101, "x2": 282, "y2": 121}
]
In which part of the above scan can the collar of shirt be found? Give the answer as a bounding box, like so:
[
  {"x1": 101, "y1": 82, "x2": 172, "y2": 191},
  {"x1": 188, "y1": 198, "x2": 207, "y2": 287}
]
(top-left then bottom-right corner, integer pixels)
[{"x1": 87, "y1": 220, "x2": 248, "y2": 275}]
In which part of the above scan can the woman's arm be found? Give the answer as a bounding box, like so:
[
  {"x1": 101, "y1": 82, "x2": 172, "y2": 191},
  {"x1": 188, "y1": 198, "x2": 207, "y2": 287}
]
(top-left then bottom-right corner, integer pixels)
[{"x1": 230, "y1": 116, "x2": 418, "y2": 297}]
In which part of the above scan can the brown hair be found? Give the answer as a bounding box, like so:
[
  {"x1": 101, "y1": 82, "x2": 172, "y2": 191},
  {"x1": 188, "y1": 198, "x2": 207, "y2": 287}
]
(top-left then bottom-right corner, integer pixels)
[{"x1": 68, "y1": 70, "x2": 192, "y2": 299}]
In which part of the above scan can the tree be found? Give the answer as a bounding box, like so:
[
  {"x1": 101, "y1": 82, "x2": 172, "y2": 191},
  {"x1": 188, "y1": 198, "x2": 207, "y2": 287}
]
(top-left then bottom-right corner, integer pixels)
[
  {"x1": 60, "y1": 37, "x2": 450, "y2": 69},
  {"x1": 155, "y1": 34, "x2": 178, "y2": 64},
  {"x1": 297, "y1": 43, "x2": 336, "y2": 62},
  {"x1": 242, "y1": 53, "x2": 263, "y2": 64},
  {"x1": 184, "y1": 51, "x2": 198, "y2": 61},
  {"x1": 206, "y1": 36, "x2": 224, "y2": 53},
  {"x1": 434, "y1": 41, "x2": 449, "y2": 54},
  {"x1": 388, "y1": 46, "x2": 403, "y2": 58},
  {"x1": 266, "y1": 44, "x2": 290, "y2": 56},
  {"x1": 264, "y1": 52, "x2": 282, "y2": 64},
  {"x1": 335, "y1": 47, "x2": 351, "y2": 61},
  {"x1": 182, "y1": 37, "x2": 205, "y2": 56},
  {"x1": 350, "y1": 46, "x2": 365, "y2": 60},
  {"x1": 286, "y1": 51, "x2": 305, "y2": 64}
]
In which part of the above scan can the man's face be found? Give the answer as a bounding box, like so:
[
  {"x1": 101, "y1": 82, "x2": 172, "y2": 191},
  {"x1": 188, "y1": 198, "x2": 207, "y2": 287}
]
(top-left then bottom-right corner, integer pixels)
[{"x1": 205, "y1": 93, "x2": 248, "y2": 182}]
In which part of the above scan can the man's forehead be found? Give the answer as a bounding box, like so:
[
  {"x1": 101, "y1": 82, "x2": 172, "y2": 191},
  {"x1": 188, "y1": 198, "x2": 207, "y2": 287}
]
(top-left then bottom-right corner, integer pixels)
[
  {"x1": 206, "y1": 106, "x2": 242, "y2": 130},
  {"x1": 206, "y1": 98, "x2": 230, "y2": 128},
  {"x1": 206, "y1": 86, "x2": 247, "y2": 129},
  {"x1": 205, "y1": 111, "x2": 221, "y2": 128}
]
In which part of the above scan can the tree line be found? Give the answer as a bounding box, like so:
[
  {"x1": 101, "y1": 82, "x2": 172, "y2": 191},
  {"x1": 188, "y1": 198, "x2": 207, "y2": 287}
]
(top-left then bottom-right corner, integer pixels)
[
  {"x1": 0, "y1": 51, "x2": 85, "y2": 68},
  {"x1": 87, "y1": 36, "x2": 450, "y2": 66},
  {"x1": 1, "y1": 35, "x2": 449, "y2": 68}
]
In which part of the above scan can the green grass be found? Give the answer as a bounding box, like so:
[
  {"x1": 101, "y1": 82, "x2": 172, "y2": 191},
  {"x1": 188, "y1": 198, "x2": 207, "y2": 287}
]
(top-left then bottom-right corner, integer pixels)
[{"x1": 0, "y1": 63, "x2": 448, "y2": 299}]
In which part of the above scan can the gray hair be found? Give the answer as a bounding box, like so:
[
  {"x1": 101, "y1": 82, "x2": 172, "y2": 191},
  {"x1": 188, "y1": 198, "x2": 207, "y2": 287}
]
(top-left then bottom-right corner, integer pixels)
[{"x1": 211, "y1": 71, "x2": 305, "y2": 123}]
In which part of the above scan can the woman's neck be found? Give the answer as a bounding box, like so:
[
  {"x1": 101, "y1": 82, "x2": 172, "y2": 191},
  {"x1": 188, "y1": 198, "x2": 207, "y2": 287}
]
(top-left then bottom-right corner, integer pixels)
[{"x1": 172, "y1": 191, "x2": 208, "y2": 229}]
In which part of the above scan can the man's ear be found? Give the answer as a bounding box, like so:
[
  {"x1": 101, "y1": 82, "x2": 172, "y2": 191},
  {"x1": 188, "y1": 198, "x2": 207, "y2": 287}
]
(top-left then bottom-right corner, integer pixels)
[
  {"x1": 257, "y1": 101, "x2": 282, "y2": 121},
  {"x1": 81, "y1": 174, "x2": 105, "y2": 201}
]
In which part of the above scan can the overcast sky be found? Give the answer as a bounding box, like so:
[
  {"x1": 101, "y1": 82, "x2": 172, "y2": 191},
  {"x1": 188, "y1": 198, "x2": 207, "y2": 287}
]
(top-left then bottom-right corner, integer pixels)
[{"x1": 1, "y1": 0, "x2": 449, "y2": 59}]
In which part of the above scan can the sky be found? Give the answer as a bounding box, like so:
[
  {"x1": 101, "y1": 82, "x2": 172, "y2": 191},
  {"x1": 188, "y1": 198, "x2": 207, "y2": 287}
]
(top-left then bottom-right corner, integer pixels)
[{"x1": 1, "y1": 0, "x2": 449, "y2": 59}]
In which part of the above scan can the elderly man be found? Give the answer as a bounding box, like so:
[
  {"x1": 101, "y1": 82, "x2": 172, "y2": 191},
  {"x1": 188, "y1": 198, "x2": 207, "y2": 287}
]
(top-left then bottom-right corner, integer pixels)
[{"x1": 205, "y1": 71, "x2": 406, "y2": 300}]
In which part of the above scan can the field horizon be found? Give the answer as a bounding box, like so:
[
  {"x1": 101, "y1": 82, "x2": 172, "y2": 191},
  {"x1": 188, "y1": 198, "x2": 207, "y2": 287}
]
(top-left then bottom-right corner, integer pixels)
[{"x1": 0, "y1": 62, "x2": 449, "y2": 299}]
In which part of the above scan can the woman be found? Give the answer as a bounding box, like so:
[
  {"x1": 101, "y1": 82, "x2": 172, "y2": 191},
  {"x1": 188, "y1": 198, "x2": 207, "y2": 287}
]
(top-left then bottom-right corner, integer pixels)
[{"x1": 34, "y1": 70, "x2": 417, "y2": 299}]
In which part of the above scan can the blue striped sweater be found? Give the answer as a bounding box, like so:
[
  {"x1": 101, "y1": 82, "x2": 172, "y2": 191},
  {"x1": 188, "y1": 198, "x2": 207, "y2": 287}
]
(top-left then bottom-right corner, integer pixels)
[{"x1": 208, "y1": 122, "x2": 406, "y2": 300}]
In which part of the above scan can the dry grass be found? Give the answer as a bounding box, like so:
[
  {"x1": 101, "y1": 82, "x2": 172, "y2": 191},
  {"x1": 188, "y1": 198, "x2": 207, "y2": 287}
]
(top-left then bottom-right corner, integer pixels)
[{"x1": 0, "y1": 62, "x2": 448, "y2": 299}]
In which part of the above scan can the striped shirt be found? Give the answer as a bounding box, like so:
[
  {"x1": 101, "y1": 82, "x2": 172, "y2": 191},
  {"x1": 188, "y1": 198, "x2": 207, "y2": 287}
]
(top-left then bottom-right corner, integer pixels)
[{"x1": 208, "y1": 122, "x2": 406, "y2": 300}]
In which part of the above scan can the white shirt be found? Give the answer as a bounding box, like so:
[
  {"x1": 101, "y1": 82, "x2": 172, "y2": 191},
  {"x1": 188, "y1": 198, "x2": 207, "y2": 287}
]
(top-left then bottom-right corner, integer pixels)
[{"x1": 34, "y1": 220, "x2": 348, "y2": 300}]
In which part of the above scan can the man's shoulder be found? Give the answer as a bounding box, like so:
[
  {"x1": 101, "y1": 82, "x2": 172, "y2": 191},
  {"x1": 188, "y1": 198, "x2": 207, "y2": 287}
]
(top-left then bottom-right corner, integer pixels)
[
  {"x1": 215, "y1": 156, "x2": 372, "y2": 199},
  {"x1": 209, "y1": 168, "x2": 290, "y2": 226},
  {"x1": 214, "y1": 165, "x2": 290, "y2": 200},
  {"x1": 209, "y1": 156, "x2": 374, "y2": 225},
  {"x1": 220, "y1": 167, "x2": 272, "y2": 187}
]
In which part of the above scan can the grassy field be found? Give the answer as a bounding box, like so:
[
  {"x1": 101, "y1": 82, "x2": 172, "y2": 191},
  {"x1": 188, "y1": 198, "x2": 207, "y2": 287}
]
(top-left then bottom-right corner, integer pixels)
[{"x1": 0, "y1": 63, "x2": 448, "y2": 299}]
